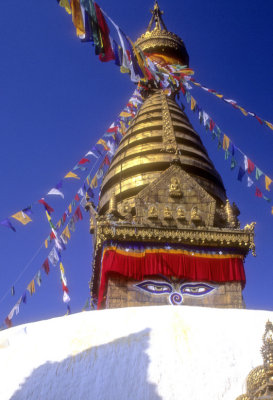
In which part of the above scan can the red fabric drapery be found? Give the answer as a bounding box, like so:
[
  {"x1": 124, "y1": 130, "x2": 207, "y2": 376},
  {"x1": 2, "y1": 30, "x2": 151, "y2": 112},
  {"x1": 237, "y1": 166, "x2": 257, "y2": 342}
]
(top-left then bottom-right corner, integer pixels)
[{"x1": 98, "y1": 248, "x2": 246, "y2": 307}]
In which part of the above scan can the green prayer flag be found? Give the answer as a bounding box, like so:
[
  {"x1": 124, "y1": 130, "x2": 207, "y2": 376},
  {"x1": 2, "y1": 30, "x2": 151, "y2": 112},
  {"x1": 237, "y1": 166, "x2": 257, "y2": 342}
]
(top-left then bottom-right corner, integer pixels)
[
  {"x1": 255, "y1": 167, "x2": 263, "y2": 180},
  {"x1": 263, "y1": 196, "x2": 271, "y2": 203},
  {"x1": 230, "y1": 157, "x2": 237, "y2": 170},
  {"x1": 225, "y1": 149, "x2": 230, "y2": 160}
]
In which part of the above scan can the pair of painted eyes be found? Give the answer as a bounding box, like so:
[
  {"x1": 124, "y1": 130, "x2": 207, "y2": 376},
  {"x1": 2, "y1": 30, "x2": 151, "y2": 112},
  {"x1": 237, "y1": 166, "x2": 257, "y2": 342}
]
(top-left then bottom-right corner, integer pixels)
[{"x1": 136, "y1": 281, "x2": 215, "y2": 296}]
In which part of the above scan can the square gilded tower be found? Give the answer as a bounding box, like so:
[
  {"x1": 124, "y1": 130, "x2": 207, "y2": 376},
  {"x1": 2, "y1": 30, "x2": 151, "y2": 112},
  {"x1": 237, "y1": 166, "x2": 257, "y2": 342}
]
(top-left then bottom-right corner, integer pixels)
[{"x1": 87, "y1": 2, "x2": 255, "y2": 310}]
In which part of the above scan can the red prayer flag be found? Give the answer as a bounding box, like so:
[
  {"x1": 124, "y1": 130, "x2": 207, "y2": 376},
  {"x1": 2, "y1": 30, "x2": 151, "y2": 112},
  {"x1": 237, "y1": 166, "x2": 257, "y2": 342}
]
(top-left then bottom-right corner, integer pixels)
[
  {"x1": 247, "y1": 159, "x2": 255, "y2": 174},
  {"x1": 42, "y1": 258, "x2": 50, "y2": 275},
  {"x1": 94, "y1": 3, "x2": 115, "y2": 62},
  {"x1": 78, "y1": 158, "x2": 90, "y2": 165},
  {"x1": 74, "y1": 206, "x2": 83, "y2": 222},
  {"x1": 74, "y1": 193, "x2": 80, "y2": 202},
  {"x1": 50, "y1": 231, "x2": 56, "y2": 240},
  {"x1": 255, "y1": 187, "x2": 263, "y2": 198},
  {"x1": 255, "y1": 115, "x2": 263, "y2": 125},
  {"x1": 209, "y1": 119, "x2": 215, "y2": 131},
  {"x1": 38, "y1": 199, "x2": 54, "y2": 214},
  {"x1": 5, "y1": 317, "x2": 12, "y2": 328},
  {"x1": 62, "y1": 282, "x2": 69, "y2": 293},
  {"x1": 107, "y1": 126, "x2": 118, "y2": 133},
  {"x1": 104, "y1": 155, "x2": 110, "y2": 166},
  {"x1": 62, "y1": 213, "x2": 67, "y2": 223}
]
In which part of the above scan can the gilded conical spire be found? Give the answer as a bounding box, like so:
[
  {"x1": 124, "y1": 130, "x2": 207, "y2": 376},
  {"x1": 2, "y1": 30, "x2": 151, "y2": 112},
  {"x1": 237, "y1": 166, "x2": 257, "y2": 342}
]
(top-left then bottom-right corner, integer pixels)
[{"x1": 147, "y1": 1, "x2": 167, "y2": 32}]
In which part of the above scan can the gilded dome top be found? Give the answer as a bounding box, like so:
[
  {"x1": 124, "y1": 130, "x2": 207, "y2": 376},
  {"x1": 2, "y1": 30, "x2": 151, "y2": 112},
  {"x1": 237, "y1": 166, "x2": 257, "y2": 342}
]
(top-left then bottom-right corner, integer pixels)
[{"x1": 135, "y1": 1, "x2": 189, "y2": 66}]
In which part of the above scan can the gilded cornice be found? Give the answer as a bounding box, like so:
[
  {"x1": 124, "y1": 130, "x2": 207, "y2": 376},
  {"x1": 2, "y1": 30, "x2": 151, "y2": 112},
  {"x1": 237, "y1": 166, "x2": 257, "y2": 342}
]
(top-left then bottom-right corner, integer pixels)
[{"x1": 94, "y1": 220, "x2": 256, "y2": 256}]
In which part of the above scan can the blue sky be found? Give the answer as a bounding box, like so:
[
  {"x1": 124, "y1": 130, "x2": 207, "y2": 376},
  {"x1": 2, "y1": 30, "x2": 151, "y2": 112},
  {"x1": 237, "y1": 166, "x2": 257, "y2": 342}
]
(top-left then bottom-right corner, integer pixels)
[{"x1": 0, "y1": 0, "x2": 272, "y2": 327}]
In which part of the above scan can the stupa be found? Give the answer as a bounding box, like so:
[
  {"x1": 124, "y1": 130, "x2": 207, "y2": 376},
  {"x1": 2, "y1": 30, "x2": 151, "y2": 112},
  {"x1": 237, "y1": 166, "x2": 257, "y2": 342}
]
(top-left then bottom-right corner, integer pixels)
[{"x1": 87, "y1": 1, "x2": 255, "y2": 310}]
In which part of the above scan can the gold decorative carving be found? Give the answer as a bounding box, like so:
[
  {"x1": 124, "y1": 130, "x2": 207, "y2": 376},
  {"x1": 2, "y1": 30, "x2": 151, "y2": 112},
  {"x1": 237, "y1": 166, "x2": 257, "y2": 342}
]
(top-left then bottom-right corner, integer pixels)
[
  {"x1": 161, "y1": 91, "x2": 178, "y2": 153},
  {"x1": 148, "y1": 205, "x2": 158, "y2": 219},
  {"x1": 191, "y1": 207, "x2": 201, "y2": 223},
  {"x1": 169, "y1": 177, "x2": 182, "y2": 197},
  {"x1": 244, "y1": 222, "x2": 256, "y2": 232},
  {"x1": 163, "y1": 206, "x2": 172, "y2": 219},
  {"x1": 177, "y1": 207, "x2": 186, "y2": 220},
  {"x1": 235, "y1": 320, "x2": 273, "y2": 399}
]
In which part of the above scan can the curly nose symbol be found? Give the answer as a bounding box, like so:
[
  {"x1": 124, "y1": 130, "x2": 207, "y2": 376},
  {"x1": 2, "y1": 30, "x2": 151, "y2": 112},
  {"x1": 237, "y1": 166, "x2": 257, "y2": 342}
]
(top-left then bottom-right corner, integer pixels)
[{"x1": 169, "y1": 292, "x2": 183, "y2": 305}]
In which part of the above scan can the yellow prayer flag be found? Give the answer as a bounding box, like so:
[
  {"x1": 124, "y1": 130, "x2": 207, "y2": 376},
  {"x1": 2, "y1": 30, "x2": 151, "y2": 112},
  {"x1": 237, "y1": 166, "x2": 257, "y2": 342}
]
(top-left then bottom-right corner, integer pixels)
[
  {"x1": 65, "y1": 171, "x2": 80, "y2": 179},
  {"x1": 62, "y1": 225, "x2": 71, "y2": 241},
  {"x1": 45, "y1": 210, "x2": 51, "y2": 223},
  {"x1": 56, "y1": 220, "x2": 61, "y2": 229},
  {"x1": 238, "y1": 106, "x2": 248, "y2": 117},
  {"x1": 27, "y1": 280, "x2": 35, "y2": 296},
  {"x1": 120, "y1": 121, "x2": 126, "y2": 136},
  {"x1": 223, "y1": 134, "x2": 230, "y2": 151},
  {"x1": 45, "y1": 239, "x2": 48, "y2": 249},
  {"x1": 86, "y1": 177, "x2": 90, "y2": 186},
  {"x1": 91, "y1": 175, "x2": 98, "y2": 189},
  {"x1": 11, "y1": 211, "x2": 32, "y2": 225},
  {"x1": 215, "y1": 93, "x2": 224, "y2": 98},
  {"x1": 119, "y1": 111, "x2": 132, "y2": 118},
  {"x1": 71, "y1": 0, "x2": 85, "y2": 36},
  {"x1": 97, "y1": 139, "x2": 110, "y2": 151},
  {"x1": 265, "y1": 121, "x2": 273, "y2": 130},
  {"x1": 271, "y1": 206, "x2": 273, "y2": 215},
  {"x1": 190, "y1": 97, "x2": 196, "y2": 111},
  {"x1": 68, "y1": 204, "x2": 72, "y2": 214},
  {"x1": 60, "y1": 262, "x2": 65, "y2": 275},
  {"x1": 120, "y1": 66, "x2": 130, "y2": 74},
  {"x1": 265, "y1": 176, "x2": 272, "y2": 191},
  {"x1": 59, "y1": 0, "x2": 72, "y2": 14}
]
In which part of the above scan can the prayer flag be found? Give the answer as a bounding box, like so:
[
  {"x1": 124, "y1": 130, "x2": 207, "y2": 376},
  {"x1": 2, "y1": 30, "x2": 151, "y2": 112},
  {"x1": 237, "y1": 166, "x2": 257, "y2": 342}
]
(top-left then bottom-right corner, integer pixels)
[
  {"x1": 190, "y1": 97, "x2": 196, "y2": 111},
  {"x1": 5, "y1": 317, "x2": 12, "y2": 328},
  {"x1": 58, "y1": 0, "x2": 72, "y2": 14},
  {"x1": 230, "y1": 157, "x2": 237, "y2": 170},
  {"x1": 78, "y1": 158, "x2": 90, "y2": 165},
  {"x1": 244, "y1": 155, "x2": 248, "y2": 171},
  {"x1": 68, "y1": 218, "x2": 76, "y2": 232},
  {"x1": 94, "y1": 3, "x2": 115, "y2": 62},
  {"x1": 61, "y1": 225, "x2": 71, "y2": 243},
  {"x1": 272, "y1": 207, "x2": 273, "y2": 215},
  {"x1": 91, "y1": 175, "x2": 98, "y2": 188},
  {"x1": 237, "y1": 106, "x2": 248, "y2": 116},
  {"x1": 265, "y1": 176, "x2": 272, "y2": 191},
  {"x1": 255, "y1": 167, "x2": 263, "y2": 180},
  {"x1": 255, "y1": 187, "x2": 263, "y2": 198},
  {"x1": 223, "y1": 135, "x2": 230, "y2": 151},
  {"x1": 96, "y1": 139, "x2": 110, "y2": 151},
  {"x1": 11, "y1": 286, "x2": 15, "y2": 296},
  {"x1": 38, "y1": 199, "x2": 54, "y2": 214},
  {"x1": 237, "y1": 167, "x2": 246, "y2": 182},
  {"x1": 68, "y1": 204, "x2": 72, "y2": 214},
  {"x1": 11, "y1": 211, "x2": 32, "y2": 225},
  {"x1": 265, "y1": 121, "x2": 273, "y2": 130},
  {"x1": 63, "y1": 291, "x2": 71, "y2": 303},
  {"x1": 64, "y1": 171, "x2": 80, "y2": 179},
  {"x1": 0, "y1": 218, "x2": 16, "y2": 232},
  {"x1": 35, "y1": 271, "x2": 42, "y2": 286},
  {"x1": 85, "y1": 151, "x2": 98, "y2": 158},
  {"x1": 45, "y1": 239, "x2": 48, "y2": 248},
  {"x1": 74, "y1": 206, "x2": 83, "y2": 222},
  {"x1": 87, "y1": 188, "x2": 94, "y2": 198},
  {"x1": 42, "y1": 258, "x2": 50, "y2": 275},
  {"x1": 22, "y1": 292, "x2": 27, "y2": 304},
  {"x1": 66, "y1": 305, "x2": 71, "y2": 315},
  {"x1": 247, "y1": 177, "x2": 254, "y2": 187},
  {"x1": 247, "y1": 159, "x2": 255, "y2": 174},
  {"x1": 27, "y1": 280, "x2": 35, "y2": 296},
  {"x1": 71, "y1": 0, "x2": 85, "y2": 36},
  {"x1": 263, "y1": 196, "x2": 271, "y2": 202},
  {"x1": 48, "y1": 247, "x2": 59, "y2": 266},
  {"x1": 78, "y1": 188, "x2": 85, "y2": 197},
  {"x1": 47, "y1": 188, "x2": 64, "y2": 199},
  {"x1": 75, "y1": 193, "x2": 80, "y2": 201}
]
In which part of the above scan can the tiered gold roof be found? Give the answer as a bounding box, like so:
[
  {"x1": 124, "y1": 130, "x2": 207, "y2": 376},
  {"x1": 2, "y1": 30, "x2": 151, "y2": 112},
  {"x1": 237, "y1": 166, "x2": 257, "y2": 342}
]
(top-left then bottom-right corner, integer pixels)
[{"x1": 99, "y1": 90, "x2": 226, "y2": 215}]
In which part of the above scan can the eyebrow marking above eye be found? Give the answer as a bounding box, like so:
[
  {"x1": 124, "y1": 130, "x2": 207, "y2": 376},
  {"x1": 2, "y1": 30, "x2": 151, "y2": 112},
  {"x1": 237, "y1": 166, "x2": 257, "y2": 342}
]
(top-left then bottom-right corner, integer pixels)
[{"x1": 135, "y1": 280, "x2": 173, "y2": 294}]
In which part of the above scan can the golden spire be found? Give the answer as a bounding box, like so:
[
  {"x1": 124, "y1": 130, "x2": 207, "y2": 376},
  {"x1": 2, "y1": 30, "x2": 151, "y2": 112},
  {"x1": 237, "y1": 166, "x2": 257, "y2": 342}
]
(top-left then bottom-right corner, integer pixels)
[{"x1": 147, "y1": 1, "x2": 167, "y2": 32}]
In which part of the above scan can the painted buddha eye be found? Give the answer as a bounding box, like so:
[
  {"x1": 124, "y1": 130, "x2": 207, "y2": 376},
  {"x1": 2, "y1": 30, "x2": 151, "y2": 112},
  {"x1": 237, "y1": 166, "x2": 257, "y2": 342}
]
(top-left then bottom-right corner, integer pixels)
[
  {"x1": 180, "y1": 283, "x2": 215, "y2": 296},
  {"x1": 135, "y1": 281, "x2": 172, "y2": 294}
]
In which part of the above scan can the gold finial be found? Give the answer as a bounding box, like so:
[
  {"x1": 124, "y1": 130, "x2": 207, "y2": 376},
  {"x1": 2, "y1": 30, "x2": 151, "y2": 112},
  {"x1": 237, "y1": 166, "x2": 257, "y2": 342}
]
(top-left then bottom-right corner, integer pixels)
[{"x1": 147, "y1": 1, "x2": 167, "y2": 32}]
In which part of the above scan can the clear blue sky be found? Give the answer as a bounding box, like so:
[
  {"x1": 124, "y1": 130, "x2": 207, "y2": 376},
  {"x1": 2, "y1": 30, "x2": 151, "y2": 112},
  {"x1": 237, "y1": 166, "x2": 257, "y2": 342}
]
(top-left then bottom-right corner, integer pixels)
[{"x1": 0, "y1": 0, "x2": 272, "y2": 327}]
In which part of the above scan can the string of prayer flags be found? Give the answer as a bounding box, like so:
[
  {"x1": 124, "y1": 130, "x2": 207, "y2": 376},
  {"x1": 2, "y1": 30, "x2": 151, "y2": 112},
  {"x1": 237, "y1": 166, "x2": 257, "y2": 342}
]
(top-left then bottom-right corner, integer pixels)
[
  {"x1": 60, "y1": 262, "x2": 71, "y2": 303},
  {"x1": 188, "y1": 77, "x2": 273, "y2": 132},
  {"x1": 96, "y1": 139, "x2": 110, "y2": 151}
]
